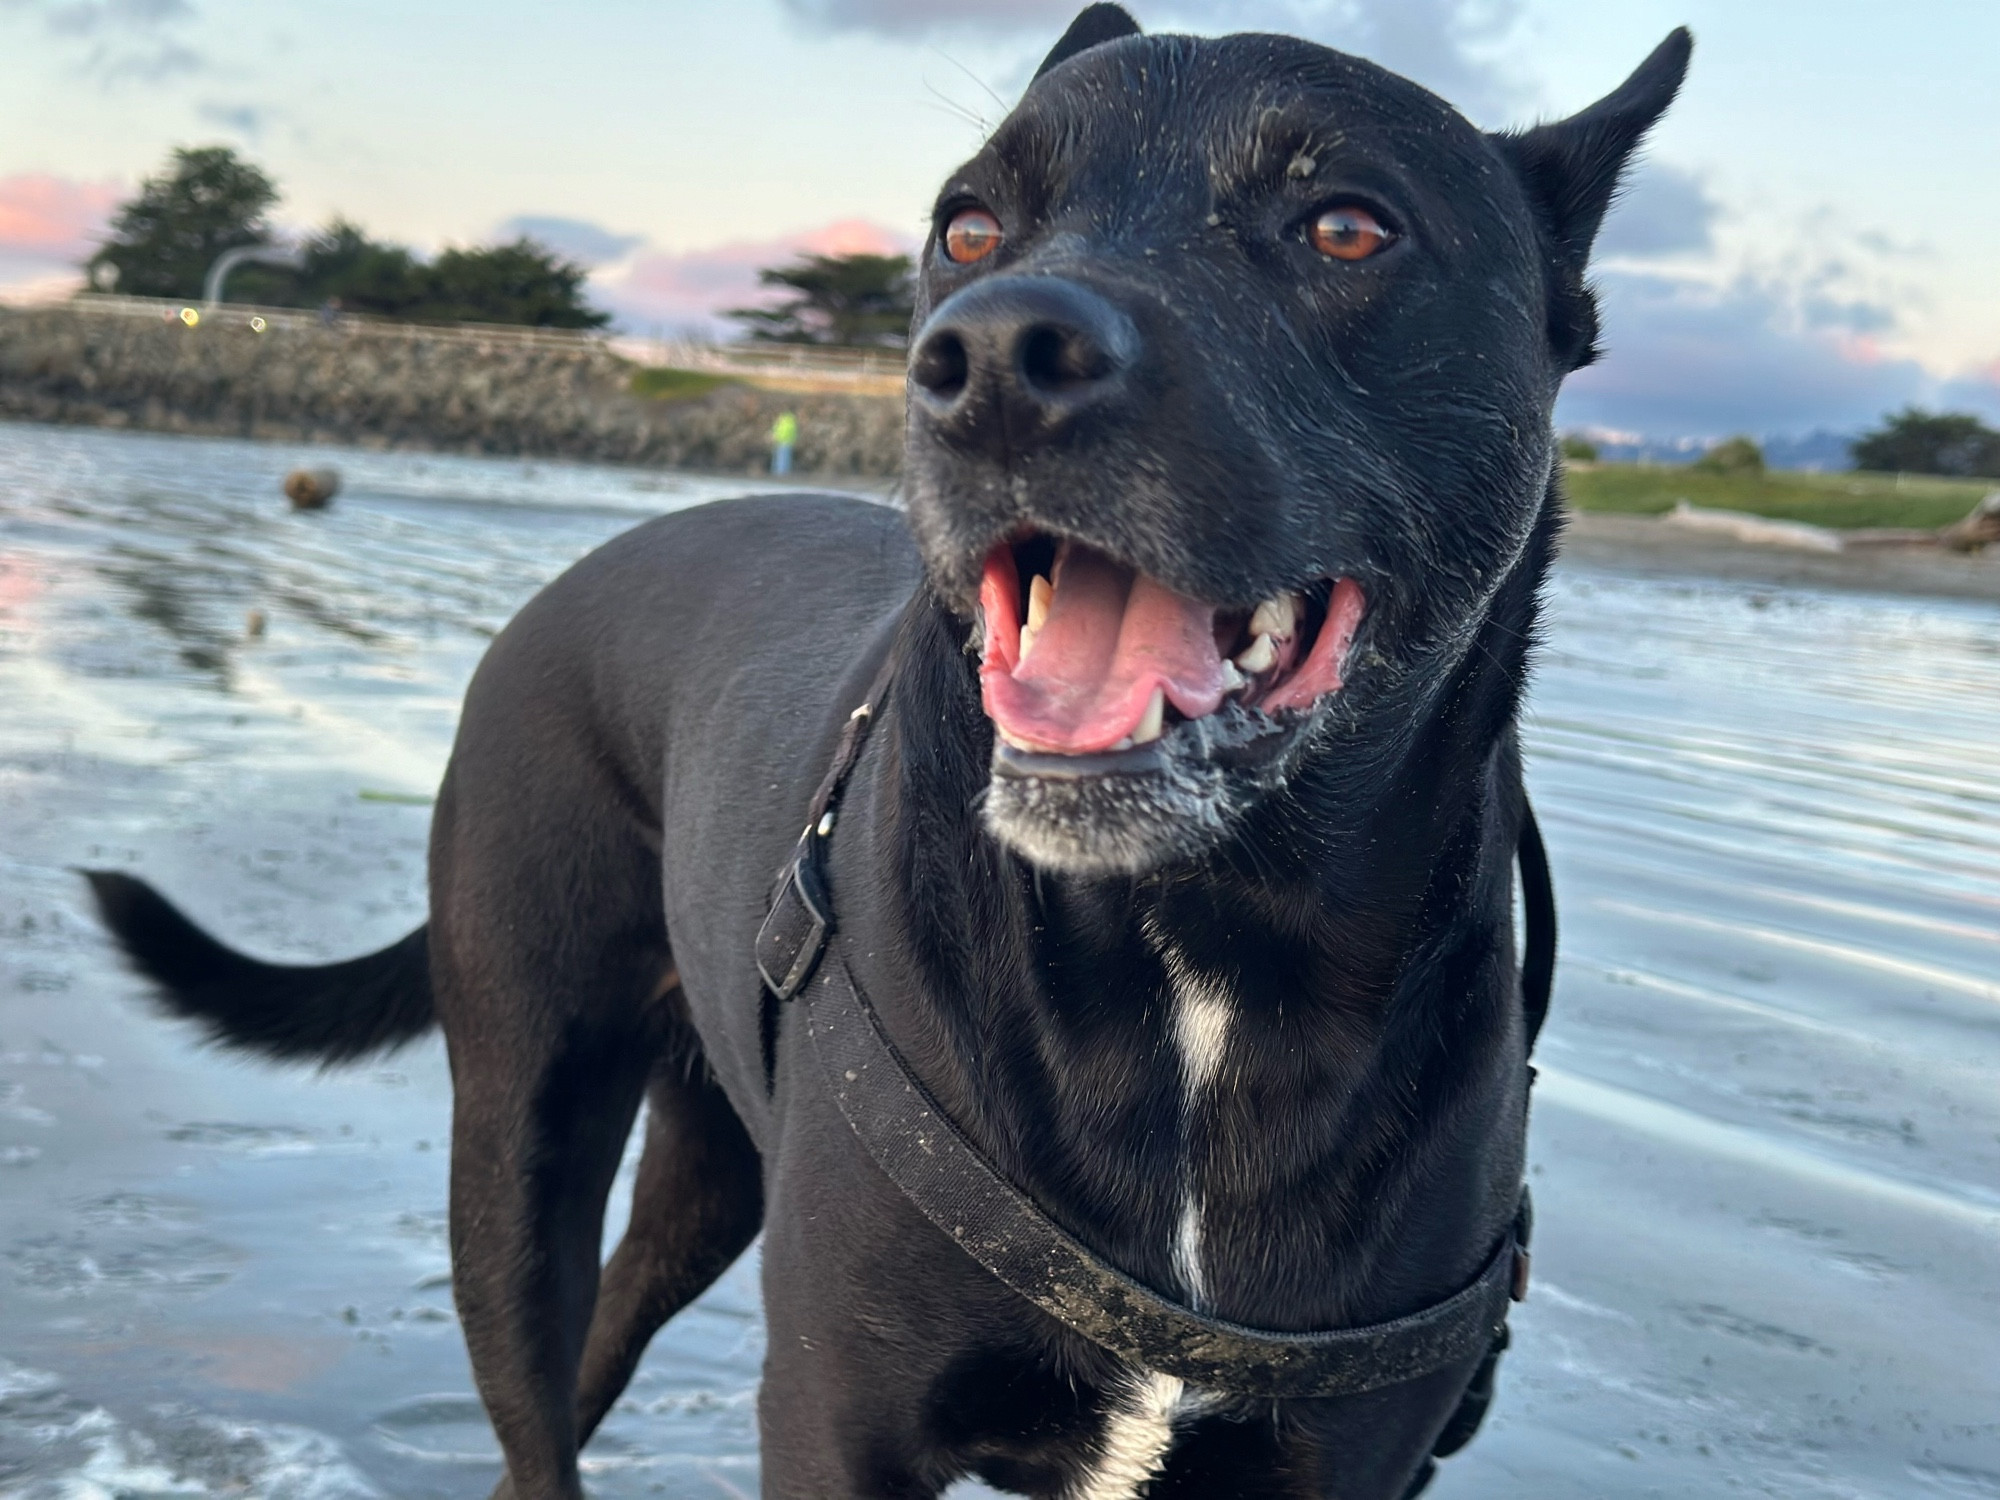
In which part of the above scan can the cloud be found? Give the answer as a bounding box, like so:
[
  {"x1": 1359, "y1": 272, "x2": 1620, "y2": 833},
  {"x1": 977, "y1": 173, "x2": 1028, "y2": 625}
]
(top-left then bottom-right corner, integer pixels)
[
  {"x1": 0, "y1": 172, "x2": 120, "y2": 301},
  {"x1": 590, "y1": 218, "x2": 915, "y2": 336},
  {"x1": 1596, "y1": 163, "x2": 1718, "y2": 260},
  {"x1": 782, "y1": 0, "x2": 1073, "y2": 31},
  {"x1": 0, "y1": 0, "x2": 202, "y2": 81},
  {"x1": 195, "y1": 100, "x2": 269, "y2": 139},
  {"x1": 496, "y1": 215, "x2": 646, "y2": 268},
  {"x1": 1557, "y1": 269, "x2": 1934, "y2": 440},
  {"x1": 778, "y1": 0, "x2": 1527, "y2": 120},
  {"x1": 0, "y1": 172, "x2": 120, "y2": 258},
  {"x1": 1935, "y1": 366, "x2": 2000, "y2": 426},
  {"x1": 33, "y1": 0, "x2": 191, "y2": 38},
  {"x1": 1286, "y1": 0, "x2": 1525, "y2": 122}
]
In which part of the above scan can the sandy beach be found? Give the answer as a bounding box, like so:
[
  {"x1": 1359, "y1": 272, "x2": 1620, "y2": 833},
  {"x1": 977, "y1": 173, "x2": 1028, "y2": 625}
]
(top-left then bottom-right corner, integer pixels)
[{"x1": 2, "y1": 421, "x2": 1997, "y2": 1499}]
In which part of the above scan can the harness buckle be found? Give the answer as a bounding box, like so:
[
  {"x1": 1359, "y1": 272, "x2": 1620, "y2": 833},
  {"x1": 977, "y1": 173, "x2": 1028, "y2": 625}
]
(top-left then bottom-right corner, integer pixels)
[{"x1": 756, "y1": 840, "x2": 833, "y2": 1001}]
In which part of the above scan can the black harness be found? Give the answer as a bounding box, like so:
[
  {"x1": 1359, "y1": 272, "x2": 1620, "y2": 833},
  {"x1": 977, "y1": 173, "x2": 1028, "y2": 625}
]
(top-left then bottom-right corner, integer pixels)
[{"x1": 757, "y1": 659, "x2": 1555, "y2": 1401}]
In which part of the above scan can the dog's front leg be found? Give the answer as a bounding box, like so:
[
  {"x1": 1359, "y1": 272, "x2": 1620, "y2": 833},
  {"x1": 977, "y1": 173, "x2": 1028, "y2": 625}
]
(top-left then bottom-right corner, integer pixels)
[
  {"x1": 755, "y1": 1088, "x2": 963, "y2": 1499},
  {"x1": 569, "y1": 1046, "x2": 763, "y2": 1442}
]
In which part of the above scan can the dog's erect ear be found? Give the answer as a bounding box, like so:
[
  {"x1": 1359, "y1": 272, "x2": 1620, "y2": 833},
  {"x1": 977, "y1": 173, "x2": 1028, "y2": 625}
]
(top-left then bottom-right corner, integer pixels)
[
  {"x1": 1033, "y1": 4, "x2": 1141, "y2": 82},
  {"x1": 1493, "y1": 28, "x2": 1693, "y2": 370}
]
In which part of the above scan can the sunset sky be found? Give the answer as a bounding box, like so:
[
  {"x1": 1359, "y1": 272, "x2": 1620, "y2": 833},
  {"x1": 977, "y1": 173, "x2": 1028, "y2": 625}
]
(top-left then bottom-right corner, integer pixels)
[{"x1": 2, "y1": 0, "x2": 1994, "y2": 442}]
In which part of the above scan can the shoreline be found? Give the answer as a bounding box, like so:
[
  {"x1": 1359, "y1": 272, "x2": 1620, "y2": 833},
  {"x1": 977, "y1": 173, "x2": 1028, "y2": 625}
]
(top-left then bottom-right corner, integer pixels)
[
  {"x1": 0, "y1": 302, "x2": 902, "y2": 476},
  {"x1": 2, "y1": 412, "x2": 1993, "y2": 607},
  {"x1": 1561, "y1": 510, "x2": 2000, "y2": 604}
]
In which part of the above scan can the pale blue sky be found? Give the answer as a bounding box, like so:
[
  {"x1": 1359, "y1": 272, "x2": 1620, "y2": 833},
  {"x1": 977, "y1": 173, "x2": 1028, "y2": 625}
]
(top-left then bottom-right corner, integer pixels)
[{"x1": 1, "y1": 0, "x2": 1995, "y2": 440}]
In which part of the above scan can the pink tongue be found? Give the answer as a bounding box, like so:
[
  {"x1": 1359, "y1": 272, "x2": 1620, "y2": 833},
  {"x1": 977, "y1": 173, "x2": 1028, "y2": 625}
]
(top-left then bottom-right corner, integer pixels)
[{"x1": 983, "y1": 543, "x2": 1226, "y2": 754}]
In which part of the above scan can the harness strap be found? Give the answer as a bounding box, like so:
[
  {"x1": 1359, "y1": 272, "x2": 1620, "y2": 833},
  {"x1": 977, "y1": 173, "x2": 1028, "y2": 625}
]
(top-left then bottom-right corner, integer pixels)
[
  {"x1": 755, "y1": 665, "x2": 1554, "y2": 1400},
  {"x1": 754, "y1": 651, "x2": 898, "y2": 1004},
  {"x1": 1518, "y1": 800, "x2": 1556, "y2": 1054},
  {"x1": 804, "y1": 948, "x2": 1525, "y2": 1398}
]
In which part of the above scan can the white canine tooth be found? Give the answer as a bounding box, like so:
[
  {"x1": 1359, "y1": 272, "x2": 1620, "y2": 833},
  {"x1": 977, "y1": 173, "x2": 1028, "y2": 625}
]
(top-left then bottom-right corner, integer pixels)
[
  {"x1": 1026, "y1": 573, "x2": 1052, "y2": 634},
  {"x1": 997, "y1": 724, "x2": 1036, "y2": 752},
  {"x1": 1017, "y1": 573, "x2": 1052, "y2": 661},
  {"x1": 1132, "y1": 687, "x2": 1165, "y2": 745},
  {"x1": 1220, "y1": 661, "x2": 1247, "y2": 693},
  {"x1": 1110, "y1": 736, "x2": 1134, "y2": 751},
  {"x1": 1234, "y1": 633, "x2": 1277, "y2": 674},
  {"x1": 1249, "y1": 592, "x2": 1299, "y2": 640}
]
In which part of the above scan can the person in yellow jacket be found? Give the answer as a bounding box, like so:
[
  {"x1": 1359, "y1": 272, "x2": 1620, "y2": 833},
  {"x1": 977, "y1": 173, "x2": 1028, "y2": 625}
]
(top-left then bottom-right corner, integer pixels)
[{"x1": 770, "y1": 410, "x2": 798, "y2": 476}]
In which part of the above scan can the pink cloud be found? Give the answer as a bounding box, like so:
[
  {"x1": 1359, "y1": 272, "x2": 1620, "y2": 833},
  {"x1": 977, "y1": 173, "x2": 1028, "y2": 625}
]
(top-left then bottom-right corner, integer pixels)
[
  {"x1": 592, "y1": 217, "x2": 916, "y2": 335},
  {"x1": 0, "y1": 173, "x2": 121, "y2": 259}
]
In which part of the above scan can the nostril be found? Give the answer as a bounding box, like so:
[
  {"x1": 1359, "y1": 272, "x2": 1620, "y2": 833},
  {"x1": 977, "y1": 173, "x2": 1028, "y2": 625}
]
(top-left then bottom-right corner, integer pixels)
[
  {"x1": 911, "y1": 330, "x2": 969, "y2": 401},
  {"x1": 1020, "y1": 323, "x2": 1115, "y2": 393}
]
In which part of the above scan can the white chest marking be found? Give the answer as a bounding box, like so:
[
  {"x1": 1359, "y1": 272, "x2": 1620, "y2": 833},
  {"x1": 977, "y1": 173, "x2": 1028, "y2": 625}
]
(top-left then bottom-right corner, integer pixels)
[
  {"x1": 1069, "y1": 1373, "x2": 1203, "y2": 1500},
  {"x1": 1168, "y1": 967, "x2": 1233, "y2": 1096},
  {"x1": 1156, "y1": 933, "x2": 1234, "y2": 1310},
  {"x1": 1065, "y1": 930, "x2": 1236, "y2": 1498}
]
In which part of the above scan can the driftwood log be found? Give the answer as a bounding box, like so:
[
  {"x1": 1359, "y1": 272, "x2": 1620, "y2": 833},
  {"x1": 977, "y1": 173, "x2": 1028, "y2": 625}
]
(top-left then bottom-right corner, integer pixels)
[
  {"x1": 1939, "y1": 490, "x2": 2000, "y2": 552},
  {"x1": 1844, "y1": 490, "x2": 2000, "y2": 552}
]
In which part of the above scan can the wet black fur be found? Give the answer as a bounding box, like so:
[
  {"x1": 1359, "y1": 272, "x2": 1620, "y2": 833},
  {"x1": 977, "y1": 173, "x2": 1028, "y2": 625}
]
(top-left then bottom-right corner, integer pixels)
[{"x1": 86, "y1": 11, "x2": 1687, "y2": 1497}]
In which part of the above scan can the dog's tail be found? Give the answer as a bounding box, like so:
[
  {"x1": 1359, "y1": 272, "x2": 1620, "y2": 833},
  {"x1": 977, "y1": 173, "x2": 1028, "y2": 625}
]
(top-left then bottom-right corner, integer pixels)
[{"x1": 83, "y1": 870, "x2": 435, "y2": 1064}]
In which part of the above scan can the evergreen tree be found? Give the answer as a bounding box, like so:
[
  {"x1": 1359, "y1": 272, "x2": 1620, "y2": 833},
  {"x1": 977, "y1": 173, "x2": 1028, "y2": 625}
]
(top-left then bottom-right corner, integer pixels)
[
  {"x1": 420, "y1": 239, "x2": 609, "y2": 329},
  {"x1": 728, "y1": 252, "x2": 914, "y2": 347},
  {"x1": 1851, "y1": 408, "x2": 2000, "y2": 478},
  {"x1": 84, "y1": 145, "x2": 609, "y2": 328},
  {"x1": 296, "y1": 218, "x2": 426, "y2": 317},
  {"x1": 87, "y1": 146, "x2": 277, "y2": 299},
  {"x1": 295, "y1": 226, "x2": 606, "y2": 327}
]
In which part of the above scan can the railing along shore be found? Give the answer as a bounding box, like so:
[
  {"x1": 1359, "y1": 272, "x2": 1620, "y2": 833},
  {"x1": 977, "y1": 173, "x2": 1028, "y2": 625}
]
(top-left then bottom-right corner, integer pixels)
[{"x1": 6, "y1": 294, "x2": 908, "y2": 387}]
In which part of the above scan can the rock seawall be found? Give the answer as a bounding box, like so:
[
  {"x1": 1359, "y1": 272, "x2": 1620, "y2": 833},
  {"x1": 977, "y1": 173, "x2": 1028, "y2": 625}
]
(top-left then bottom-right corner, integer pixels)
[{"x1": 0, "y1": 303, "x2": 905, "y2": 477}]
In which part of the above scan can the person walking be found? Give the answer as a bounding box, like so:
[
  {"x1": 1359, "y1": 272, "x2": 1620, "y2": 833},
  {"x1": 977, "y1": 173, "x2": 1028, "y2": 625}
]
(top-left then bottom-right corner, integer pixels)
[{"x1": 770, "y1": 410, "x2": 799, "y2": 476}]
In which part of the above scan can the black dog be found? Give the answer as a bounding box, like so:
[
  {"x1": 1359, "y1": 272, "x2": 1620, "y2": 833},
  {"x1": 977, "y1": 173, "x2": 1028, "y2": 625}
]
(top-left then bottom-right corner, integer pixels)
[{"x1": 88, "y1": 9, "x2": 1687, "y2": 1496}]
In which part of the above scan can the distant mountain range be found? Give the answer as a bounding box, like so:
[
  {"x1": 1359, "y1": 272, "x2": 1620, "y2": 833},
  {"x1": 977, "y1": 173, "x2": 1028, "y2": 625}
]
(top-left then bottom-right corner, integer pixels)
[{"x1": 1570, "y1": 428, "x2": 1859, "y2": 471}]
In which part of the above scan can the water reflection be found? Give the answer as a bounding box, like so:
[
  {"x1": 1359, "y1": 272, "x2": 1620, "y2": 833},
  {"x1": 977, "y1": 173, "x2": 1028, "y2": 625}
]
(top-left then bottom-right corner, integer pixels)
[{"x1": 1, "y1": 422, "x2": 1995, "y2": 1498}]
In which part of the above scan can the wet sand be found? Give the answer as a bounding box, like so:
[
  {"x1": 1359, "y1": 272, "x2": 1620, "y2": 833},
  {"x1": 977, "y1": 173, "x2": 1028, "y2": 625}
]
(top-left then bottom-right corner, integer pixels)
[{"x1": 2, "y1": 422, "x2": 1997, "y2": 1498}]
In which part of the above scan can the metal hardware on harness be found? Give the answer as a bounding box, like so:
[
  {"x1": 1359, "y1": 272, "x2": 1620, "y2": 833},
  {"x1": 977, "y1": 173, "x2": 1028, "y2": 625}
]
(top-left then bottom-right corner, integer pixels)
[
  {"x1": 755, "y1": 843, "x2": 832, "y2": 1002},
  {"x1": 752, "y1": 658, "x2": 895, "y2": 1003},
  {"x1": 756, "y1": 652, "x2": 1557, "y2": 1399}
]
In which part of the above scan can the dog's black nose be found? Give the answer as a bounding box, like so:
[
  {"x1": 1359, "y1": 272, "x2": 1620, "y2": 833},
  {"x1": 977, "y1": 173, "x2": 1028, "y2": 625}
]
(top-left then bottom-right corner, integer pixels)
[{"x1": 909, "y1": 277, "x2": 1139, "y2": 452}]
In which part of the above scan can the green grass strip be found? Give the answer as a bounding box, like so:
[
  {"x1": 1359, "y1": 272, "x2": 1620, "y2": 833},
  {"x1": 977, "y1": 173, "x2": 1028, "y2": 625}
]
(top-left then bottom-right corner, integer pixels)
[
  {"x1": 1564, "y1": 465, "x2": 1991, "y2": 530},
  {"x1": 629, "y1": 366, "x2": 735, "y2": 402}
]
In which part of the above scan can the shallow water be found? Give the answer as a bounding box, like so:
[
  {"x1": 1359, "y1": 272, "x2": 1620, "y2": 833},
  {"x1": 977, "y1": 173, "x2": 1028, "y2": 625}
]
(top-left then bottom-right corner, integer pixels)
[{"x1": 1, "y1": 423, "x2": 1995, "y2": 1499}]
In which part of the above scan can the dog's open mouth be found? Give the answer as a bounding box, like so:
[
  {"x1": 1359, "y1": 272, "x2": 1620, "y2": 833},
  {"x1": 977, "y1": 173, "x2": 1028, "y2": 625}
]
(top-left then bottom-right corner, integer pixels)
[{"x1": 978, "y1": 535, "x2": 1367, "y2": 759}]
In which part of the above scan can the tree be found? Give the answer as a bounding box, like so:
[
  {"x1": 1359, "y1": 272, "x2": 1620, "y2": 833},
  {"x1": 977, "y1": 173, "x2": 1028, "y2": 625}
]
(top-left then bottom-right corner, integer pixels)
[
  {"x1": 1693, "y1": 435, "x2": 1764, "y2": 475},
  {"x1": 1851, "y1": 408, "x2": 2000, "y2": 478},
  {"x1": 87, "y1": 145, "x2": 277, "y2": 300},
  {"x1": 288, "y1": 226, "x2": 606, "y2": 327},
  {"x1": 419, "y1": 238, "x2": 609, "y2": 329},
  {"x1": 80, "y1": 144, "x2": 608, "y2": 328},
  {"x1": 727, "y1": 252, "x2": 914, "y2": 347},
  {"x1": 295, "y1": 218, "x2": 426, "y2": 317}
]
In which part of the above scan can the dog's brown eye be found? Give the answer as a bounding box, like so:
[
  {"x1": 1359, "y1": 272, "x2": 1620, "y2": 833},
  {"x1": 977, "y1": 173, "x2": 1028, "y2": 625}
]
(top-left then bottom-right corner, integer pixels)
[
  {"x1": 942, "y1": 207, "x2": 1003, "y2": 265},
  {"x1": 1309, "y1": 205, "x2": 1394, "y2": 261}
]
